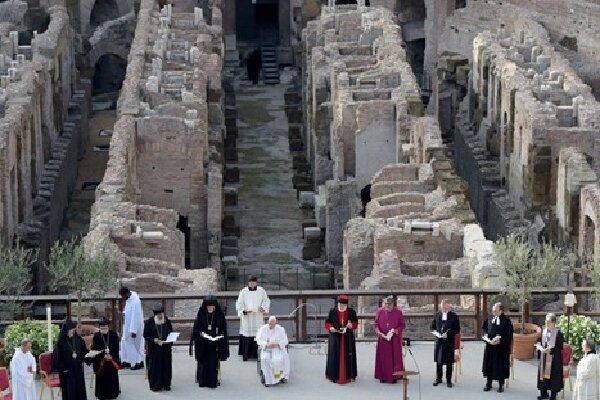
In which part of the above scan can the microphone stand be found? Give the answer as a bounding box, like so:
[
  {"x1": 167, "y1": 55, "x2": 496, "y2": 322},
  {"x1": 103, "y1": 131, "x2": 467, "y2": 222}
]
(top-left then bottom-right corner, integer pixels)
[{"x1": 407, "y1": 347, "x2": 421, "y2": 400}]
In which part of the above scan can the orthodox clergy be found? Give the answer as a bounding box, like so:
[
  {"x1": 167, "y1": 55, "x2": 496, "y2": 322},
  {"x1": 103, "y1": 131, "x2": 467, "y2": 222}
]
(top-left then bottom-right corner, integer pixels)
[
  {"x1": 256, "y1": 316, "x2": 290, "y2": 386},
  {"x1": 482, "y1": 302, "x2": 513, "y2": 393},
  {"x1": 52, "y1": 319, "x2": 88, "y2": 400},
  {"x1": 374, "y1": 295, "x2": 405, "y2": 383},
  {"x1": 236, "y1": 276, "x2": 270, "y2": 361},
  {"x1": 430, "y1": 299, "x2": 460, "y2": 388},
  {"x1": 88, "y1": 317, "x2": 120, "y2": 400},
  {"x1": 9, "y1": 338, "x2": 37, "y2": 400},
  {"x1": 537, "y1": 313, "x2": 564, "y2": 400},
  {"x1": 189, "y1": 295, "x2": 229, "y2": 389},
  {"x1": 119, "y1": 287, "x2": 144, "y2": 370},
  {"x1": 325, "y1": 294, "x2": 358, "y2": 384},
  {"x1": 573, "y1": 338, "x2": 599, "y2": 400},
  {"x1": 143, "y1": 304, "x2": 174, "y2": 392}
]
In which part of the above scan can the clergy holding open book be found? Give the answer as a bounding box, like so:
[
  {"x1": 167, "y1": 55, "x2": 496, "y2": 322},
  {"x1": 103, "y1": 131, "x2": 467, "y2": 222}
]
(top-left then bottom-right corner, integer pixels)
[
  {"x1": 236, "y1": 275, "x2": 270, "y2": 361},
  {"x1": 482, "y1": 302, "x2": 513, "y2": 393},
  {"x1": 325, "y1": 294, "x2": 358, "y2": 384},
  {"x1": 86, "y1": 317, "x2": 121, "y2": 400},
  {"x1": 190, "y1": 295, "x2": 229, "y2": 389},
  {"x1": 430, "y1": 299, "x2": 460, "y2": 388},
  {"x1": 143, "y1": 304, "x2": 174, "y2": 392},
  {"x1": 537, "y1": 313, "x2": 564, "y2": 400}
]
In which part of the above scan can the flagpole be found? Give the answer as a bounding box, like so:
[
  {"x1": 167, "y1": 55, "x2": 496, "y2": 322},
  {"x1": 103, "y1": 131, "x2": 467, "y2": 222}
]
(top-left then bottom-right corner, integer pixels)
[{"x1": 47, "y1": 303, "x2": 53, "y2": 351}]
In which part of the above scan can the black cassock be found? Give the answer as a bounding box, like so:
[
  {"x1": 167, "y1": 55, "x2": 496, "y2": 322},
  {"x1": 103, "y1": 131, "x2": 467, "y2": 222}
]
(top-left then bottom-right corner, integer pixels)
[
  {"x1": 52, "y1": 334, "x2": 88, "y2": 400},
  {"x1": 143, "y1": 317, "x2": 173, "y2": 391},
  {"x1": 482, "y1": 314, "x2": 513, "y2": 381},
  {"x1": 430, "y1": 311, "x2": 460, "y2": 364},
  {"x1": 87, "y1": 331, "x2": 120, "y2": 400},
  {"x1": 537, "y1": 330, "x2": 564, "y2": 394},
  {"x1": 190, "y1": 309, "x2": 229, "y2": 388},
  {"x1": 325, "y1": 307, "x2": 358, "y2": 383}
]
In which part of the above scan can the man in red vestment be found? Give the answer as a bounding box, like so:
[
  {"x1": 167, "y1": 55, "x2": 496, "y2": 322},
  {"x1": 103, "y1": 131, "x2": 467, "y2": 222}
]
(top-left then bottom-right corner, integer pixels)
[{"x1": 325, "y1": 295, "x2": 358, "y2": 384}]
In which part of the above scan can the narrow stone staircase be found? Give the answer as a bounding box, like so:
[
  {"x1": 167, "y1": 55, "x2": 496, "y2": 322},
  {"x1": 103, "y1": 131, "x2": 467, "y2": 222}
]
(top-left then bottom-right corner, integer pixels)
[{"x1": 261, "y1": 44, "x2": 279, "y2": 84}]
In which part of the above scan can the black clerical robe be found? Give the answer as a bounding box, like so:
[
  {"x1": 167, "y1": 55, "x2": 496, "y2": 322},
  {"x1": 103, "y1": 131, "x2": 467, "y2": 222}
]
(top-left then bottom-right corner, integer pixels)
[
  {"x1": 190, "y1": 310, "x2": 229, "y2": 388},
  {"x1": 89, "y1": 331, "x2": 120, "y2": 399},
  {"x1": 482, "y1": 314, "x2": 513, "y2": 381},
  {"x1": 537, "y1": 329, "x2": 564, "y2": 394},
  {"x1": 430, "y1": 311, "x2": 460, "y2": 365},
  {"x1": 325, "y1": 307, "x2": 358, "y2": 383},
  {"x1": 143, "y1": 317, "x2": 173, "y2": 391},
  {"x1": 52, "y1": 334, "x2": 88, "y2": 400}
]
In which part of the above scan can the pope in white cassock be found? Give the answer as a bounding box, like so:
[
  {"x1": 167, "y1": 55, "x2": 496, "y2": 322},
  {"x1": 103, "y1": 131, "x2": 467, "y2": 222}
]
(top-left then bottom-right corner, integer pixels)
[
  {"x1": 573, "y1": 338, "x2": 600, "y2": 400},
  {"x1": 119, "y1": 286, "x2": 145, "y2": 369},
  {"x1": 9, "y1": 339, "x2": 37, "y2": 400},
  {"x1": 236, "y1": 275, "x2": 270, "y2": 361},
  {"x1": 256, "y1": 316, "x2": 290, "y2": 386}
]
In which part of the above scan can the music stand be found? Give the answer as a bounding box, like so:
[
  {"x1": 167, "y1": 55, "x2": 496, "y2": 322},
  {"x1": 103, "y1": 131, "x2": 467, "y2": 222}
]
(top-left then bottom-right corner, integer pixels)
[{"x1": 393, "y1": 370, "x2": 419, "y2": 400}]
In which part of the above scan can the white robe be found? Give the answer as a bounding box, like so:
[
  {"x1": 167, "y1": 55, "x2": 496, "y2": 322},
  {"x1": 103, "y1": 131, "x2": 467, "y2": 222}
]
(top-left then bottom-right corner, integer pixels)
[
  {"x1": 236, "y1": 286, "x2": 270, "y2": 337},
  {"x1": 573, "y1": 353, "x2": 600, "y2": 400},
  {"x1": 120, "y1": 291, "x2": 145, "y2": 364},
  {"x1": 256, "y1": 324, "x2": 290, "y2": 385},
  {"x1": 9, "y1": 348, "x2": 37, "y2": 400}
]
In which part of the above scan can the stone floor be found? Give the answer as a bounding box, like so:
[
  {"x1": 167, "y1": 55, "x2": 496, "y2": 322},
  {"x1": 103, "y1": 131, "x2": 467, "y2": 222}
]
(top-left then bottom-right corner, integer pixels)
[
  {"x1": 38, "y1": 342, "x2": 548, "y2": 400},
  {"x1": 227, "y1": 83, "x2": 308, "y2": 290}
]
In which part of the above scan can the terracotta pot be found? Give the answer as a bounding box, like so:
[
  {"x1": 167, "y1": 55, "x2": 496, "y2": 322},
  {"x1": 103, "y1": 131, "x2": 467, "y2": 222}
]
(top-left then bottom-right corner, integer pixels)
[{"x1": 512, "y1": 322, "x2": 541, "y2": 360}]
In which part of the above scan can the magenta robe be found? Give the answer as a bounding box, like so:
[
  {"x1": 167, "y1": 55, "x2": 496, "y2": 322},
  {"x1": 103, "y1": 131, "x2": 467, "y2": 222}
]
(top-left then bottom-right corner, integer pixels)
[{"x1": 374, "y1": 307, "x2": 405, "y2": 383}]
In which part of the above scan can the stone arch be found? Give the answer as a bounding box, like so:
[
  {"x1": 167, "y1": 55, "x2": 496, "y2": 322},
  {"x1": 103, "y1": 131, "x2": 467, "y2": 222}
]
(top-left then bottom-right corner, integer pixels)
[
  {"x1": 90, "y1": 0, "x2": 119, "y2": 28},
  {"x1": 92, "y1": 53, "x2": 127, "y2": 95},
  {"x1": 80, "y1": 0, "x2": 133, "y2": 34}
]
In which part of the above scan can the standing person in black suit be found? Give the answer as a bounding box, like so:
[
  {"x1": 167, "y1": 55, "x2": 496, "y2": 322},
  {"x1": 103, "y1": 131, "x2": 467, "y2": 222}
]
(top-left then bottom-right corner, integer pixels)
[{"x1": 430, "y1": 299, "x2": 460, "y2": 388}]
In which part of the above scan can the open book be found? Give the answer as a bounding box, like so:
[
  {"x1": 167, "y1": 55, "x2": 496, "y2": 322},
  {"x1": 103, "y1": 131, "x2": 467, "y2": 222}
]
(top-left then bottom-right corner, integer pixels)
[
  {"x1": 535, "y1": 343, "x2": 546, "y2": 352},
  {"x1": 164, "y1": 332, "x2": 180, "y2": 343},
  {"x1": 384, "y1": 331, "x2": 394, "y2": 341},
  {"x1": 203, "y1": 334, "x2": 224, "y2": 342},
  {"x1": 84, "y1": 350, "x2": 102, "y2": 358},
  {"x1": 482, "y1": 336, "x2": 492, "y2": 344},
  {"x1": 431, "y1": 331, "x2": 443, "y2": 339}
]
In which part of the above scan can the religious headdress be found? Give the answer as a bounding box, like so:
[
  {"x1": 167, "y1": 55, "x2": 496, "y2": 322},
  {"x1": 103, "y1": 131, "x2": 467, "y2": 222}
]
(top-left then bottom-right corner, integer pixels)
[
  {"x1": 203, "y1": 295, "x2": 218, "y2": 306},
  {"x1": 98, "y1": 316, "x2": 110, "y2": 326},
  {"x1": 338, "y1": 294, "x2": 349, "y2": 304},
  {"x1": 152, "y1": 304, "x2": 164, "y2": 315}
]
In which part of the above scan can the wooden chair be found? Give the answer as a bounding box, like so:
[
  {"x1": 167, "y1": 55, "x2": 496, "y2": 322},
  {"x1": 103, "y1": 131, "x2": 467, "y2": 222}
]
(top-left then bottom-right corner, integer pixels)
[
  {"x1": 561, "y1": 344, "x2": 573, "y2": 399},
  {"x1": 39, "y1": 352, "x2": 61, "y2": 400},
  {"x1": 0, "y1": 367, "x2": 12, "y2": 400},
  {"x1": 454, "y1": 331, "x2": 463, "y2": 383}
]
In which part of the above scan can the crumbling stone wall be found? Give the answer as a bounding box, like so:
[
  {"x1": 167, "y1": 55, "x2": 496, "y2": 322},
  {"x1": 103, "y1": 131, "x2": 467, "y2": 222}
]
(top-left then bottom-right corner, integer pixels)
[
  {"x1": 302, "y1": 5, "x2": 421, "y2": 265},
  {"x1": 0, "y1": 5, "x2": 92, "y2": 290},
  {"x1": 85, "y1": 0, "x2": 224, "y2": 292}
]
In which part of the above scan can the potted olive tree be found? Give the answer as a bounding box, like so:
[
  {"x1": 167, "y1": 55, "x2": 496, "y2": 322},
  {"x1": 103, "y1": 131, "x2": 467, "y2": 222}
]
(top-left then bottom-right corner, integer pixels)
[
  {"x1": 46, "y1": 237, "x2": 117, "y2": 348},
  {"x1": 495, "y1": 233, "x2": 565, "y2": 360}
]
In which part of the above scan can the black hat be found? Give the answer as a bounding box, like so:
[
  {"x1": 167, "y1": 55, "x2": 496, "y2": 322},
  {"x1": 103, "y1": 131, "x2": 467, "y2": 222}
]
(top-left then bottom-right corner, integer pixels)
[
  {"x1": 152, "y1": 304, "x2": 164, "y2": 315},
  {"x1": 203, "y1": 295, "x2": 217, "y2": 306},
  {"x1": 98, "y1": 316, "x2": 110, "y2": 326},
  {"x1": 62, "y1": 319, "x2": 76, "y2": 330}
]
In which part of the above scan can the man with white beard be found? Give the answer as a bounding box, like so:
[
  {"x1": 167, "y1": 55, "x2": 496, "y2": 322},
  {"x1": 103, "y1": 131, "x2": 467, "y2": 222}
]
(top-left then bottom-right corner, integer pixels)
[
  {"x1": 256, "y1": 316, "x2": 290, "y2": 386},
  {"x1": 236, "y1": 275, "x2": 270, "y2": 361},
  {"x1": 9, "y1": 339, "x2": 37, "y2": 400},
  {"x1": 119, "y1": 286, "x2": 145, "y2": 370}
]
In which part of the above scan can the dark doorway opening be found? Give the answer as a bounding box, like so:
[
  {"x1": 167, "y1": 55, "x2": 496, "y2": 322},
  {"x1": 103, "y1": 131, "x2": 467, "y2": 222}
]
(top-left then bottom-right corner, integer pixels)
[
  {"x1": 360, "y1": 184, "x2": 372, "y2": 218},
  {"x1": 93, "y1": 54, "x2": 127, "y2": 95},
  {"x1": 177, "y1": 215, "x2": 191, "y2": 269},
  {"x1": 90, "y1": 0, "x2": 119, "y2": 28},
  {"x1": 405, "y1": 39, "x2": 425, "y2": 87},
  {"x1": 236, "y1": 0, "x2": 279, "y2": 44}
]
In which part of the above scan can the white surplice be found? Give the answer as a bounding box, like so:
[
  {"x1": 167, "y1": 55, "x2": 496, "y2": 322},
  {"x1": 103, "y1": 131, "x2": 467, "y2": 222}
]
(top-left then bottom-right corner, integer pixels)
[
  {"x1": 236, "y1": 286, "x2": 270, "y2": 337},
  {"x1": 256, "y1": 324, "x2": 290, "y2": 385},
  {"x1": 120, "y1": 291, "x2": 145, "y2": 364},
  {"x1": 573, "y1": 353, "x2": 600, "y2": 400},
  {"x1": 9, "y1": 348, "x2": 37, "y2": 400}
]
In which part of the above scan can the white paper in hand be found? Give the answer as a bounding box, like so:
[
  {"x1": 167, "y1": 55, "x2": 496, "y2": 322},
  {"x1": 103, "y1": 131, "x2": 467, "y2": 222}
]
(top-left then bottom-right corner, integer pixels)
[
  {"x1": 482, "y1": 336, "x2": 492, "y2": 344},
  {"x1": 164, "y1": 332, "x2": 180, "y2": 343},
  {"x1": 535, "y1": 343, "x2": 545, "y2": 352},
  {"x1": 432, "y1": 331, "x2": 442, "y2": 339},
  {"x1": 85, "y1": 350, "x2": 102, "y2": 358}
]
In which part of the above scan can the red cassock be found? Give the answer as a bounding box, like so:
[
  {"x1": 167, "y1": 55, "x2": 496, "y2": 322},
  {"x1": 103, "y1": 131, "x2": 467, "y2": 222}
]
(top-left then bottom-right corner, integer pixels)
[{"x1": 325, "y1": 308, "x2": 358, "y2": 384}]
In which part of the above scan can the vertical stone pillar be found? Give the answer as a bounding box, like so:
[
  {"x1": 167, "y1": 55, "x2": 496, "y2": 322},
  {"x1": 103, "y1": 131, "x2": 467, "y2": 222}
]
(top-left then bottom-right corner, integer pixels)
[{"x1": 325, "y1": 179, "x2": 359, "y2": 265}]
